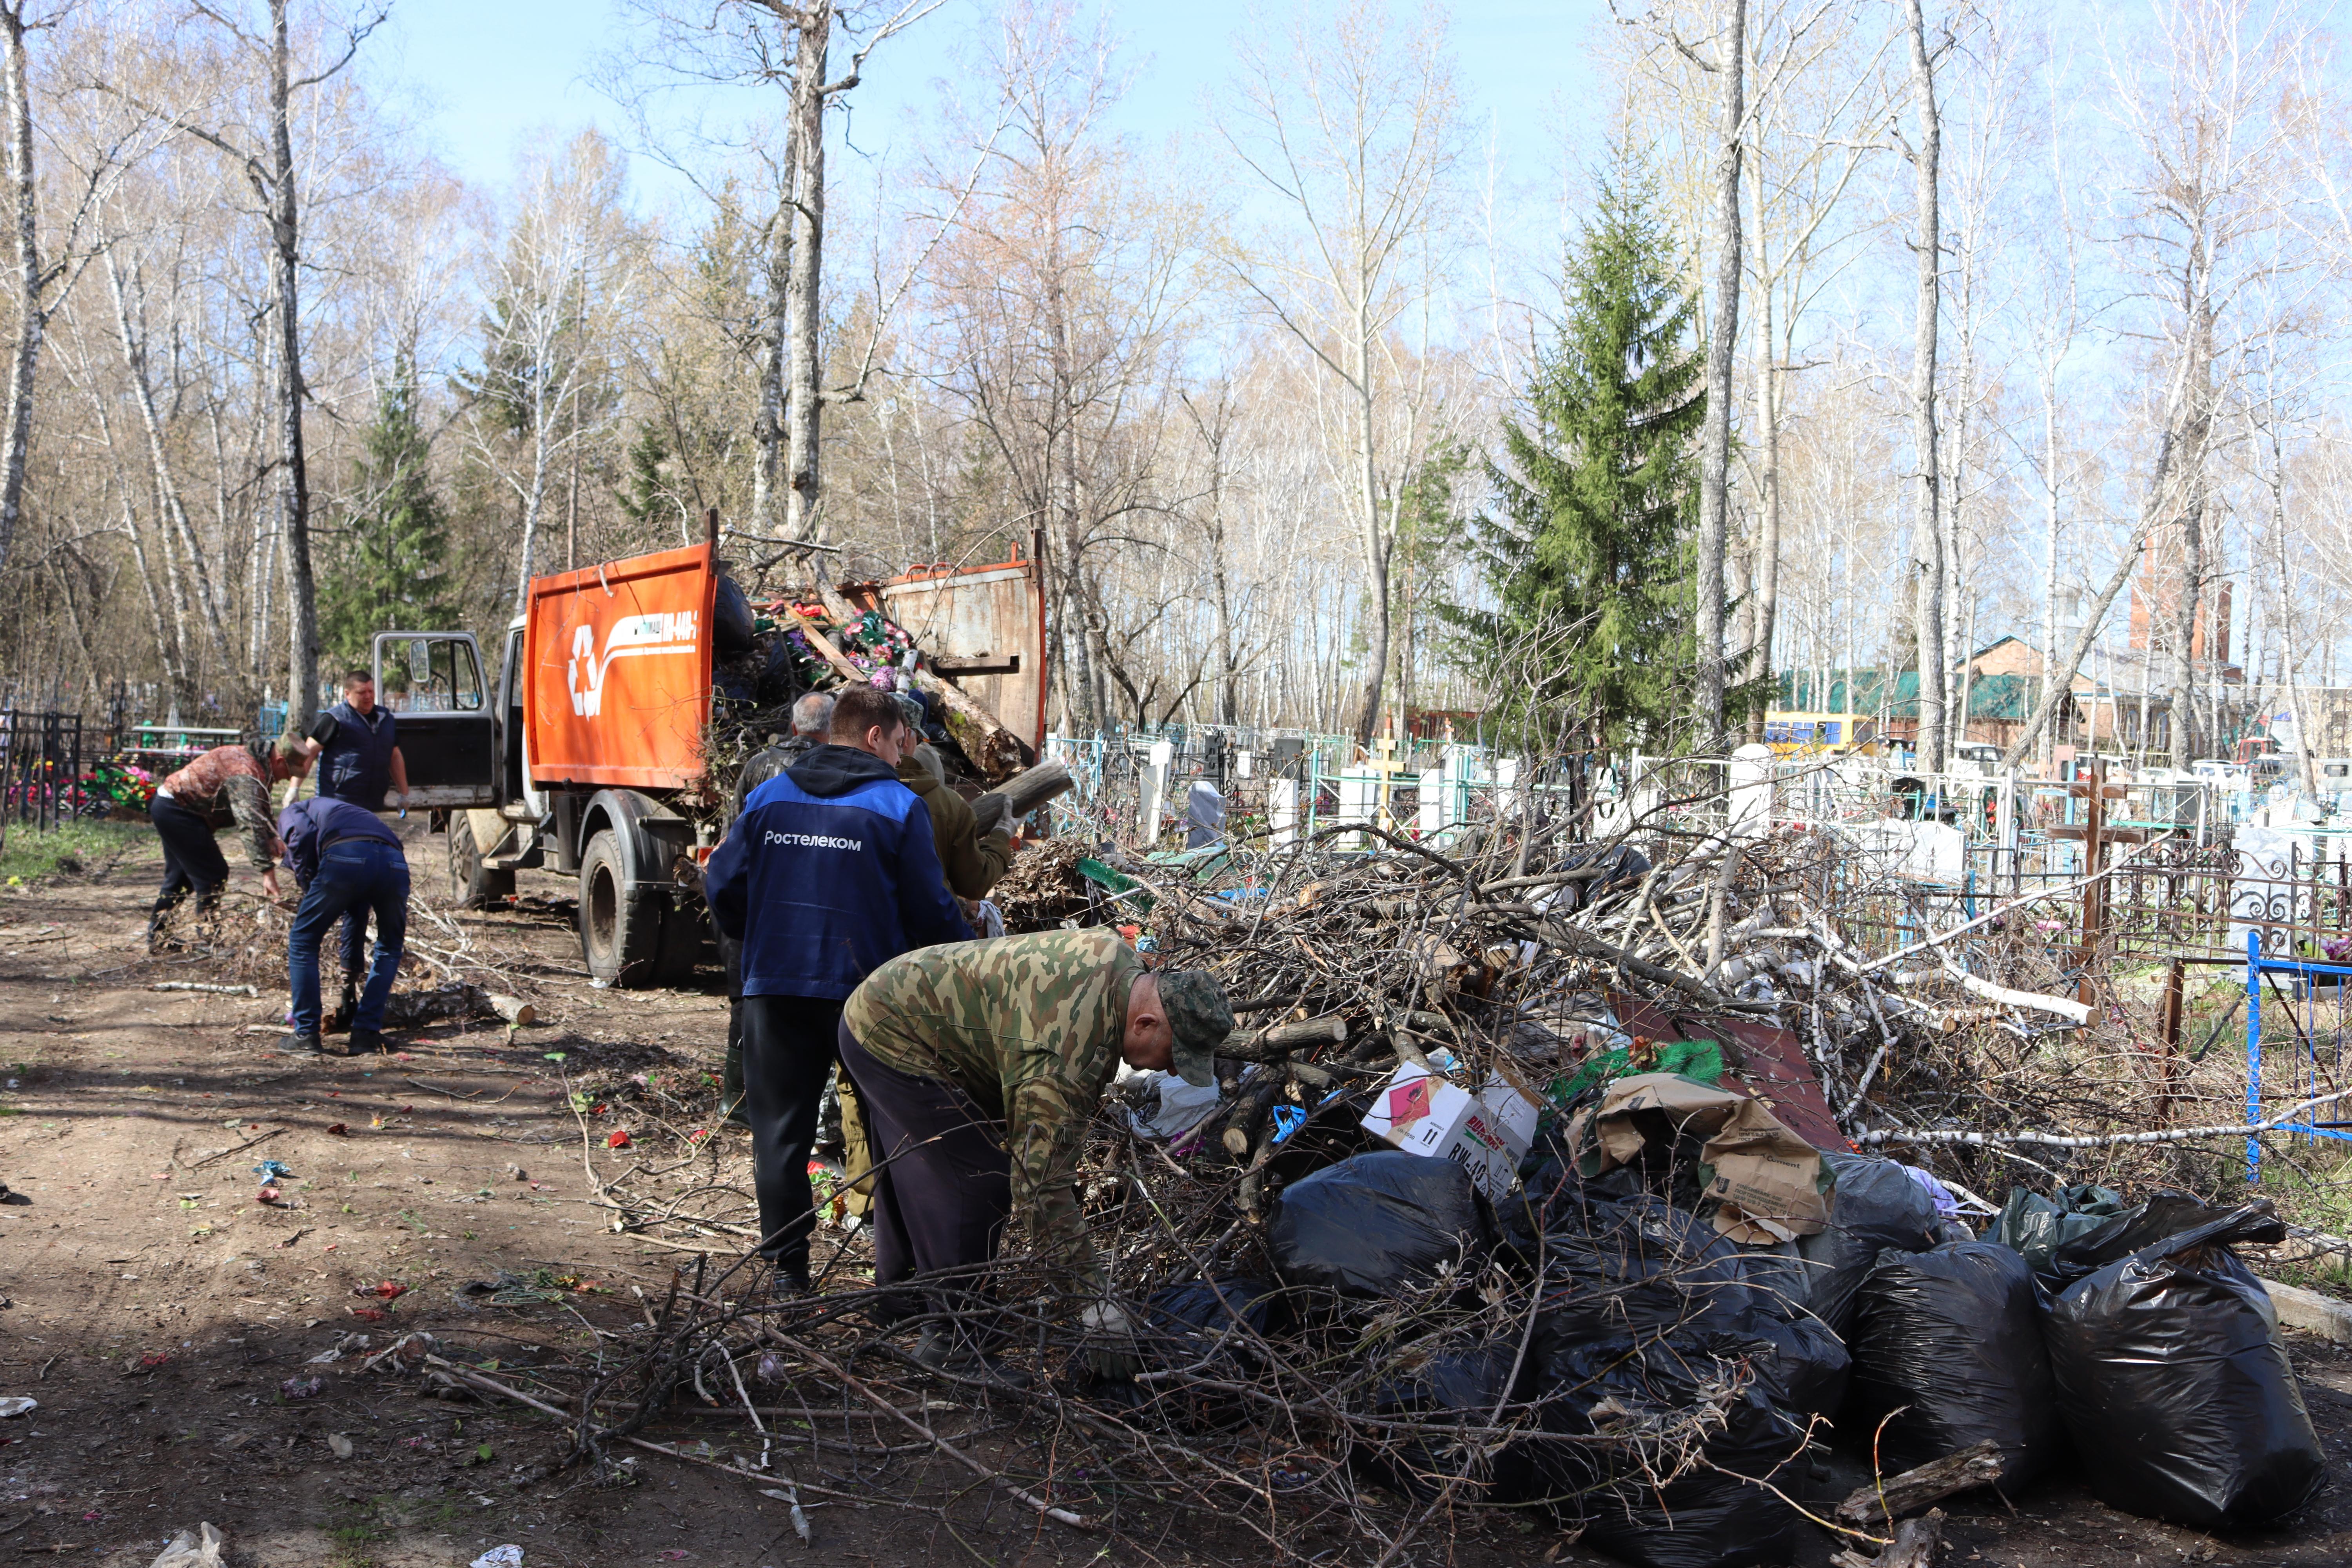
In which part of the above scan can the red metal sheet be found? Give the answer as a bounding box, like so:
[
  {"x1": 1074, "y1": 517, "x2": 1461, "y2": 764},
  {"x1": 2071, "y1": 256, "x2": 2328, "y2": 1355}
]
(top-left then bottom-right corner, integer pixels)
[{"x1": 1602, "y1": 991, "x2": 1848, "y2": 1152}]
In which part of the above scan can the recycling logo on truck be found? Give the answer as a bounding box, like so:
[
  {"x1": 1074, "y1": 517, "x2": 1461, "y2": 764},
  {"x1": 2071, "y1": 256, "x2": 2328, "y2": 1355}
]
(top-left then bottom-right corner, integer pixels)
[{"x1": 567, "y1": 612, "x2": 699, "y2": 718}]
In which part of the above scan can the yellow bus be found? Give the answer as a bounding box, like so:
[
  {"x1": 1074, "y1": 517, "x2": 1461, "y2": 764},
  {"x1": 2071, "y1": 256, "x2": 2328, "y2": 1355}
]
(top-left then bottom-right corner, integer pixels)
[{"x1": 1761, "y1": 711, "x2": 1878, "y2": 754}]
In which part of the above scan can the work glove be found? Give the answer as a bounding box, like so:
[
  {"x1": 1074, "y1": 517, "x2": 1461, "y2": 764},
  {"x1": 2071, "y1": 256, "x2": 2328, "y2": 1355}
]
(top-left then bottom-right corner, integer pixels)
[
  {"x1": 1079, "y1": 1299, "x2": 1142, "y2": 1383},
  {"x1": 393, "y1": 788, "x2": 409, "y2": 819},
  {"x1": 971, "y1": 792, "x2": 1009, "y2": 835}
]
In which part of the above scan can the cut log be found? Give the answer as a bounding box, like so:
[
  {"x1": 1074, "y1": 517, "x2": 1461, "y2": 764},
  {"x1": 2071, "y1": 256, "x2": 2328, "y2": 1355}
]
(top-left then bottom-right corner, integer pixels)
[
  {"x1": 1830, "y1": 1509, "x2": 1946, "y2": 1568},
  {"x1": 911, "y1": 666, "x2": 1031, "y2": 783},
  {"x1": 972, "y1": 759, "x2": 1074, "y2": 833},
  {"x1": 1877, "y1": 1509, "x2": 1945, "y2": 1568},
  {"x1": 487, "y1": 993, "x2": 538, "y2": 1027},
  {"x1": 1217, "y1": 1015, "x2": 1348, "y2": 1063},
  {"x1": 1836, "y1": 1443, "x2": 2002, "y2": 1527}
]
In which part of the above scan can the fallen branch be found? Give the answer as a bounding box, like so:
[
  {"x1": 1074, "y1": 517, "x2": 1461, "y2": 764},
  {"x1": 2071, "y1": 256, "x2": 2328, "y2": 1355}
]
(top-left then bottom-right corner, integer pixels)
[
  {"x1": 774, "y1": 1332, "x2": 1092, "y2": 1530},
  {"x1": 1838, "y1": 1441, "x2": 2003, "y2": 1527},
  {"x1": 1856, "y1": 1086, "x2": 2352, "y2": 1151},
  {"x1": 1893, "y1": 966, "x2": 2091, "y2": 1026},
  {"x1": 412, "y1": 1354, "x2": 920, "y2": 1512},
  {"x1": 1858, "y1": 837, "x2": 2167, "y2": 976}
]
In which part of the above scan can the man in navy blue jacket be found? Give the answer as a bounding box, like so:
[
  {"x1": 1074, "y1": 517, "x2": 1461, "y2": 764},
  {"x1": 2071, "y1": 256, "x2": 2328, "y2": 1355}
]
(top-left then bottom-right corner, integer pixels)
[
  {"x1": 702, "y1": 685, "x2": 971, "y2": 1292},
  {"x1": 300, "y1": 668, "x2": 411, "y2": 1034},
  {"x1": 276, "y1": 794, "x2": 409, "y2": 1058}
]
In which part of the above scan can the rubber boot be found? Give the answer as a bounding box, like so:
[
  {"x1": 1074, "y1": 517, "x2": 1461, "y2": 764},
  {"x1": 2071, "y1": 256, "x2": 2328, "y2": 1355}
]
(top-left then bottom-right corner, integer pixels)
[
  {"x1": 720, "y1": 1029, "x2": 748, "y2": 1128},
  {"x1": 327, "y1": 975, "x2": 359, "y2": 1036}
]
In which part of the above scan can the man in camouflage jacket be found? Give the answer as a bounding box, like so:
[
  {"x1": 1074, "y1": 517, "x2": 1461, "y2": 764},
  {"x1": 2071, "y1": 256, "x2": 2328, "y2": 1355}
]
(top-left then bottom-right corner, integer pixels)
[{"x1": 839, "y1": 929, "x2": 1232, "y2": 1375}]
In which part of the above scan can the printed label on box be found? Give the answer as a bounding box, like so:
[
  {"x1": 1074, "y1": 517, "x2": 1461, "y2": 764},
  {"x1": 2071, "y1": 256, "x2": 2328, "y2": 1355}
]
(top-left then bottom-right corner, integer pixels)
[{"x1": 1359, "y1": 1061, "x2": 1541, "y2": 1200}]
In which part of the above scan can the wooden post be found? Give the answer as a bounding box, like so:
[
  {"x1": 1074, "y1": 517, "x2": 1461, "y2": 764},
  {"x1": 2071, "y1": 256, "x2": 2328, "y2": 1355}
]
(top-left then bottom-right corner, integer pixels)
[
  {"x1": 2157, "y1": 955, "x2": 2185, "y2": 1124},
  {"x1": 2078, "y1": 758, "x2": 2107, "y2": 1008}
]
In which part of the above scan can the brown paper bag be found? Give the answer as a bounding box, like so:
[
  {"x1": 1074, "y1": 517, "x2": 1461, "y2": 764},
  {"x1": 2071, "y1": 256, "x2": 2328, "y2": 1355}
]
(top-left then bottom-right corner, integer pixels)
[{"x1": 1570, "y1": 1072, "x2": 1830, "y2": 1243}]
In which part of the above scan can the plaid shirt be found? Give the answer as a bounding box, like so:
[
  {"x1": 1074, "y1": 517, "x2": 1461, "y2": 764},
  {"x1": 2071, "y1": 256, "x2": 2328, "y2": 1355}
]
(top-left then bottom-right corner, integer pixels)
[{"x1": 158, "y1": 745, "x2": 278, "y2": 869}]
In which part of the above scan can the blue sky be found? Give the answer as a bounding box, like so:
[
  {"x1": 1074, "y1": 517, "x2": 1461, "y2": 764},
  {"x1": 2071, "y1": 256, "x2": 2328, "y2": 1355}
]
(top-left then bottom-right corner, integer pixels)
[{"x1": 374, "y1": 0, "x2": 1609, "y2": 213}]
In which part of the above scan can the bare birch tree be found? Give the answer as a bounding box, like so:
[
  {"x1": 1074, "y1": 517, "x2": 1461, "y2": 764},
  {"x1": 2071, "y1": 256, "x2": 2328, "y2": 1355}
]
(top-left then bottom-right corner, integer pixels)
[
  {"x1": 2104, "y1": 0, "x2": 2305, "y2": 768},
  {"x1": 103, "y1": 0, "x2": 387, "y2": 728},
  {"x1": 0, "y1": 1, "x2": 154, "y2": 592},
  {"x1": 461, "y1": 132, "x2": 638, "y2": 612},
  {"x1": 1897, "y1": 0, "x2": 1946, "y2": 772},
  {"x1": 1735, "y1": 3, "x2": 1895, "y2": 734},
  {"x1": 1221, "y1": 0, "x2": 1464, "y2": 746}
]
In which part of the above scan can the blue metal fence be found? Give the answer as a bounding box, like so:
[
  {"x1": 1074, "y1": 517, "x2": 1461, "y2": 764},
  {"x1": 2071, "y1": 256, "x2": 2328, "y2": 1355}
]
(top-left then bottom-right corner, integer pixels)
[{"x1": 2246, "y1": 930, "x2": 2352, "y2": 1182}]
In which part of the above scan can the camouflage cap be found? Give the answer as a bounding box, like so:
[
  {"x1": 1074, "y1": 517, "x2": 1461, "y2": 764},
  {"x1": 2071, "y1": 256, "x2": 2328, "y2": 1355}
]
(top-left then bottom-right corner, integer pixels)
[{"x1": 1155, "y1": 969, "x2": 1233, "y2": 1088}]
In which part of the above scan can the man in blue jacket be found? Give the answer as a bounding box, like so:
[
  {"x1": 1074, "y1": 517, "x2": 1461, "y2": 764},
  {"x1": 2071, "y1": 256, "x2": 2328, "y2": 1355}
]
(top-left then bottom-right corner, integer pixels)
[
  {"x1": 702, "y1": 684, "x2": 971, "y2": 1293},
  {"x1": 276, "y1": 793, "x2": 410, "y2": 1058},
  {"x1": 300, "y1": 668, "x2": 411, "y2": 1034}
]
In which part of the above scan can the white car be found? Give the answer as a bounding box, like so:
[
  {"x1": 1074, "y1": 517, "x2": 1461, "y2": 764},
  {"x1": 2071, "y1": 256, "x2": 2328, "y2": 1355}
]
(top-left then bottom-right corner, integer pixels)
[{"x1": 2191, "y1": 759, "x2": 2250, "y2": 789}]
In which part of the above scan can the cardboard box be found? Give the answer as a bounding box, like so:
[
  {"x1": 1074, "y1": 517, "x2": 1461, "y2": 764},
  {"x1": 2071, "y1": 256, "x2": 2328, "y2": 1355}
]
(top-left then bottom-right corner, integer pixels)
[{"x1": 1359, "y1": 1061, "x2": 1542, "y2": 1200}]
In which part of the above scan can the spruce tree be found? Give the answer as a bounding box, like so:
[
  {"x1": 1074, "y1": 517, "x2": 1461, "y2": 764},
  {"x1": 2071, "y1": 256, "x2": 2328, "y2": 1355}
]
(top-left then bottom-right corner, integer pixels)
[
  {"x1": 1451, "y1": 151, "x2": 1704, "y2": 755},
  {"x1": 320, "y1": 359, "x2": 457, "y2": 665}
]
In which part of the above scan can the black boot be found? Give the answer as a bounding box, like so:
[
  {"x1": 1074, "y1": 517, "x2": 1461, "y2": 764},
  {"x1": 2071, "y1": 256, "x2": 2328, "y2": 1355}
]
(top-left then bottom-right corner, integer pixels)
[
  {"x1": 145, "y1": 901, "x2": 183, "y2": 954},
  {"x1": 720, "y1": 1032, "x2": 749, "y2": 1127},
  {"x1": 327, "y1": 976, "x2": 359, "y2": 1035}
]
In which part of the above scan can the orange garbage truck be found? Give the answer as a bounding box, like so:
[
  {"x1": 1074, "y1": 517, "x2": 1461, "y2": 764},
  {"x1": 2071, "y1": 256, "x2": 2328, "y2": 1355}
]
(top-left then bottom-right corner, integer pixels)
[{"x1": 367, "y1": 538, "x2": 1046, "y2": 986}]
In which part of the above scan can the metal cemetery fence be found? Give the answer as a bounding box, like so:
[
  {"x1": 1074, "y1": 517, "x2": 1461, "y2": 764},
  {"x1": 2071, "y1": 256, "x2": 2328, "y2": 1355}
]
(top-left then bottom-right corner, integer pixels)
[{"x1": 0, "y1": 709, "x2": 85, "y2": 834}]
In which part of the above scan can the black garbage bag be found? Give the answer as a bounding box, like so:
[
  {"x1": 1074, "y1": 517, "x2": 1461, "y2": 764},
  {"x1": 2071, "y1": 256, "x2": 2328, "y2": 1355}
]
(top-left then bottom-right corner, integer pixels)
[
  {"x1": 1989, "y1": 1182, "x2": 2130, "y2": 1284},
  {"x1": 1846, "y1": 1242, "x2": 2063, "y2": 1490},
  {"x1": 1727, "y1": 1312, "x2": 1851, "y2": 1423},
  {"x1": 754, "y1": 638, "x2": 806, "y2": 708},
  {"x1": 2045, "y1": 1202, "x2": 2323, "y2": 1530},
  {"x1": 1146, "y1": 1276, "x2": 1275, "y2": 1372},
  {"x1": 2045, "y1": 1190, "x2": 2237, "y2": 1285},
  {"x1": 1534, "y1": 1192, "x2": 1759, "y2": 1343},
  {"x1": 1535, "y1": 1334, "x2": 1813, "y2": 1568},
  {"x1": 1548, "y1": 844, "x2": 1652, "y2": 914},
  {"x1": 1527, "y1": 1194, "x2": 1847, "y2": 1421},
  {"x1": 1267, "y1": 1152, "x2": 1486, "y2": 1299},
  {"x1": 1795, "y1": 1154, "x2": 1944, "y2": 1337},
  {"x1": 713, "y1": 572, "x2": 758, "y2": 654},
  {"x1": 1352, "y1": 1343, "x2": 1539, "y2": 1505},
  {"x1": 1147, "y1": 1276, "x2": 1274, "y2": 1342},
  {"x1": 1133, "y1": 1278, "x2": 1277, "y2": 1430},
  {"x1": 1740, "y1": 1239, "x2": 1825, "y2": 1323}
]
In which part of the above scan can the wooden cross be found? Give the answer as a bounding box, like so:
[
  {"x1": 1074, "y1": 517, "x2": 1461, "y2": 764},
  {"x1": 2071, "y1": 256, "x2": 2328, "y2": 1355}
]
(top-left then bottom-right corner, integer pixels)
[{"x1": 1361, "y1": 737, "x2": 1412, "y2": 829}]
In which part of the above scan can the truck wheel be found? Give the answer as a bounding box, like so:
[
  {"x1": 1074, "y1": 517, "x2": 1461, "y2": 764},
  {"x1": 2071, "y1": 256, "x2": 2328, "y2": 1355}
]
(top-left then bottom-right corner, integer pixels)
[
  {"x1": 580, "y1": 829, "x2": 662, "y2": 987},
  {"x1": 447, "y1": 811, "x2": 515, "y2": 909}
]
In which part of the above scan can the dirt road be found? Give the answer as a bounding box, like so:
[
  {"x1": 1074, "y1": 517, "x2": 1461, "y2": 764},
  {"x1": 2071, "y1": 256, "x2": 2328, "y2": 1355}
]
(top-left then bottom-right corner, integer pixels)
[{"x1": 0, "y1": 826, "x2": 2346, "y2": 1567}]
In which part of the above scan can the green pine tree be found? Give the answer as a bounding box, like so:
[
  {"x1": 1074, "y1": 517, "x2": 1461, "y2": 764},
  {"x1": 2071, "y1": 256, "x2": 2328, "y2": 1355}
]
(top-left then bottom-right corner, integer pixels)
[
  {"x1": 320, "y1": 360, "x2": 457, "y2": 666},
  {"x1": 617, "y1": 421, "x2": 675, "y2": 530},
  {"x1": 1448, "y1": 151, "x2": 1705, "y2": 756}
]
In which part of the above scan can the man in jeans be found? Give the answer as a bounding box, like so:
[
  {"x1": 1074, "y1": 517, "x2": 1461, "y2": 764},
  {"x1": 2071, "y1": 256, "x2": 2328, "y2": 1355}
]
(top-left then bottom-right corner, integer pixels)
[
  {"x1": 300, "y1": 668, "x2": 410, "y2": 1033},
  {"x1": 276, "y1": 793, "x2": 409, "y2": 1056},
  {"x1": 701, "y1": 685, "x2": 969, "y2": 1295}
]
